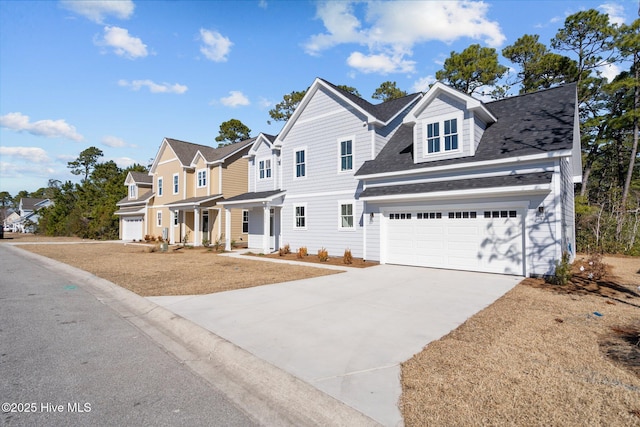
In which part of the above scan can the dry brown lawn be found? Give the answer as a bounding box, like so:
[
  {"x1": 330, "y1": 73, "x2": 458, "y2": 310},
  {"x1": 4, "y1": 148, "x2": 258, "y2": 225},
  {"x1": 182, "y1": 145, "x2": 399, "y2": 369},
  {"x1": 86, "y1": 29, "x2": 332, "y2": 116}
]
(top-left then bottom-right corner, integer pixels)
[
  {"x1": 401, "y1": 255, "x2": 640, "y2": 426},
  {"x1": 9, "y1": 236, "x2": 338, "y2": 296}
]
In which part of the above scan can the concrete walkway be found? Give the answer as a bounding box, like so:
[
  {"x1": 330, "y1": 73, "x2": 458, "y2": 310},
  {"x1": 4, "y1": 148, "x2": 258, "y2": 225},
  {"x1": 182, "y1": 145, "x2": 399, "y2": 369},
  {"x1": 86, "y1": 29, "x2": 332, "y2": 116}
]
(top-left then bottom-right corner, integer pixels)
[{"x1": 149, "y1": 262, "x2": 521, "y2": 426}]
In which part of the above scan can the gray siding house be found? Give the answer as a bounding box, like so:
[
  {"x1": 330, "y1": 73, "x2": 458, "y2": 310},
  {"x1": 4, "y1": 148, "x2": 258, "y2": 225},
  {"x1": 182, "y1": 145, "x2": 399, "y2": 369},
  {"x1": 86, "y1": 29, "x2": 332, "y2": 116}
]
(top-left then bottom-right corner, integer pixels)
[{"x1": 222, "y1": 78, "x2": 580, "y2": 277}]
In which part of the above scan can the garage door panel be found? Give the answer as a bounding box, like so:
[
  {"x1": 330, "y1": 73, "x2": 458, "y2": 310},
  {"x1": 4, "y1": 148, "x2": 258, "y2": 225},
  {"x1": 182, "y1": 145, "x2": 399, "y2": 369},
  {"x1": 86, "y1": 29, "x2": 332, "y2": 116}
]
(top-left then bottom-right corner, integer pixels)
[{"x1": 385, "y1": 209, "x2": 523, "y2": 275}]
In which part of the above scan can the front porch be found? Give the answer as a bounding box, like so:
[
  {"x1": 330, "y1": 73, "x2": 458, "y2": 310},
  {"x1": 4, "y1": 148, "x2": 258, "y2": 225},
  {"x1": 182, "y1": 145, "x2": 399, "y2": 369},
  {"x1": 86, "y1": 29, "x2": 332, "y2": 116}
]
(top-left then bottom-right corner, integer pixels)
[
  {"x1": 221, "y1": 190, "x2": 285, "y2": 253},
  {"x1": 166, "y1": 195, "x2": 223, "y2": 246}
]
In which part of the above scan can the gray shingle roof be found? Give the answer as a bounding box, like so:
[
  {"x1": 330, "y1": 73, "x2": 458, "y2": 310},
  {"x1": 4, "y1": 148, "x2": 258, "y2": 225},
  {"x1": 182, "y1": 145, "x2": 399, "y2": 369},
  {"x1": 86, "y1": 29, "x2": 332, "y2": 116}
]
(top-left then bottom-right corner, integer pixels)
[
  {"x1": 223, "y1": 190, "x2": 285, "y2": 203},
  {"x1": 165, "y1": 194, "x2": 223, "y2": 207},
  {"x1": 129, "y1": 171, "x2": 152, "y2": 184},
  {"x1": 356, "y1": 83, "x2": 577, "y2": 176},
  {"x1": 165, "y1": 137, "x2": 255, "y2": 166},
  {"x1": 320, "y1": 79, "x2": 422, "y2": 123},
  {"x1": 360, "y1": 172, "x2": 552, "y2": 199},
  {"x1": 116, "y1": 189, "x2": 153, "y2": 206}
]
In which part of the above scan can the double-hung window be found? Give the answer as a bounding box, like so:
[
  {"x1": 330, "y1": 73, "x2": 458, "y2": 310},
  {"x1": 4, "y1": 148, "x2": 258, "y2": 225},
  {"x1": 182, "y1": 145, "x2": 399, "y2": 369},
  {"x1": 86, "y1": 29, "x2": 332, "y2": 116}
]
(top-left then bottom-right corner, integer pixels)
[
  {"x1": 157, "y1": 211, "x2": 162, "y2": 227},
  {"x1": 129, "y1": 184, "x2": 137, "y2": 199},
  {"x1": 427, "y1": 122, "x2": 440, "y2": 153},
  {"x1": 443, "y1": 118, "x2": 458, "y2": 151},
  {"x1": 294, "y1": 205, "x2": 306, "y2": 229},
  {"x1": 157, "y1": 177, "x2": 163, "y2": 196},
  {"x1": 425, "y1": 114, "x2": 462, "y2": 155},
  {"x1": 173, "y1": 174, "x2": 179, "y2": 194},
  {"x1": 339, "y1": 203, "x2": 354, "y2": 229},
  {"x1": 339, "y1": 139, "x2": 353, "y2": 171},
  {"x1": 259, "y1": 159, "x2": 271, "y2": 179},
  {"x1": 242, "y1": 210, "x2": 249, "y2": 233},
  {"x1": 295, "y1": 149, "x2": 306, "y2": 178},
  {"x1": 197, "y1": 169, "x2": 207, "y2": 188}
]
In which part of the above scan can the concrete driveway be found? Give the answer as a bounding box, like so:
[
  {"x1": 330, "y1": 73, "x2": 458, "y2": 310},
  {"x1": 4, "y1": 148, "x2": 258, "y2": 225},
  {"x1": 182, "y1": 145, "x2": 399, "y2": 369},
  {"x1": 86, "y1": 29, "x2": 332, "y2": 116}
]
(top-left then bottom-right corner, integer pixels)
[{"x1": 149, "y1": 264, "x2": 521, "y2": 426}]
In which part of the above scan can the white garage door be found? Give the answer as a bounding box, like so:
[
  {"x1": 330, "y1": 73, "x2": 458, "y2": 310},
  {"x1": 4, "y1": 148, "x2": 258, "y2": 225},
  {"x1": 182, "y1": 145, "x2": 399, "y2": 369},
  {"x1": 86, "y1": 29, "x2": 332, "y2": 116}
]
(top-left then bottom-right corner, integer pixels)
[
  {"x1": 385, "y1": 209, "x2": 523, "y2": 275},
  {"x1": 122, "y1": 216, "x2": 144, "y2": 241}
]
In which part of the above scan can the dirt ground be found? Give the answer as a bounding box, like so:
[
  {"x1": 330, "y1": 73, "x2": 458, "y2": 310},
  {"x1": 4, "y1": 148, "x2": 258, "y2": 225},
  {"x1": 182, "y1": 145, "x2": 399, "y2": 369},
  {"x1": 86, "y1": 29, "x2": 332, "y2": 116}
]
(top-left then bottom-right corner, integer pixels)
[
  {"x1": 5, "y1": 234, "x2": 640, "y2": 424},
  {"x1": 4, "y1": 234, "x2": 338, "y2": 296},
  {"x1": 401, "y1": 255, "x2": 640, "y2": 426}
]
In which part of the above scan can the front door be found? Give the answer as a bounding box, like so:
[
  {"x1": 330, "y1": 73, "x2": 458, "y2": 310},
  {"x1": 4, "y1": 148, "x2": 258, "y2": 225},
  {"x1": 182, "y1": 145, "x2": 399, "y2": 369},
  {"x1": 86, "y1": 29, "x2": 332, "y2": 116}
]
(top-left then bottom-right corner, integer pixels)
[{"x1": 202, "y1": 211, "x2": 209, "y2": 244}]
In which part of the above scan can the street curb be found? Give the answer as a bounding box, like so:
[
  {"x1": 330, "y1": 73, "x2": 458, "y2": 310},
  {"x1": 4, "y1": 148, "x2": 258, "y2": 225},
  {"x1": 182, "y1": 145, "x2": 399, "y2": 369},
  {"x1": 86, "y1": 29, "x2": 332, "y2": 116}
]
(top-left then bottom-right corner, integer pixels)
[{"x1": 7, "y1": 244, "x2": 381, "y2": 427}]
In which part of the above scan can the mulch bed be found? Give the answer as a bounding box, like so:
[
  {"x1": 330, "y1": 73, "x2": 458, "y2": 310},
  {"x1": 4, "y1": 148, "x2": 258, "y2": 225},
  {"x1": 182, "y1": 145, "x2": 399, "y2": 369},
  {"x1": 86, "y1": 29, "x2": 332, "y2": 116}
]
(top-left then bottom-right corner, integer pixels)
[{"x1": 247, "y1": 251, "x2": 378, "y2": 268}]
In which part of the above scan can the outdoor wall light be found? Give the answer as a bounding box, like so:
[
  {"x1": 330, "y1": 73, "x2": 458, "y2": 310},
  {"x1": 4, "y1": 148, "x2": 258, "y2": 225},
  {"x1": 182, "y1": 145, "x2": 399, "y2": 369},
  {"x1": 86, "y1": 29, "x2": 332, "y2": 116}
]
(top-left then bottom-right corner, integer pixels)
[{"x1": 538, "y1": 206, "x2": 545, "y2": 214}]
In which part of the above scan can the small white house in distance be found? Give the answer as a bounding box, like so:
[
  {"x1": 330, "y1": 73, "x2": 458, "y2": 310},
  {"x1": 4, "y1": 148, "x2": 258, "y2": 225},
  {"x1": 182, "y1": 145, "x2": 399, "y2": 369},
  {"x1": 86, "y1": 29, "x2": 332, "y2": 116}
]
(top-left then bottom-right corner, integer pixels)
[{"x1": 222, "y1": 78, "x2": 581, "y2": 277}]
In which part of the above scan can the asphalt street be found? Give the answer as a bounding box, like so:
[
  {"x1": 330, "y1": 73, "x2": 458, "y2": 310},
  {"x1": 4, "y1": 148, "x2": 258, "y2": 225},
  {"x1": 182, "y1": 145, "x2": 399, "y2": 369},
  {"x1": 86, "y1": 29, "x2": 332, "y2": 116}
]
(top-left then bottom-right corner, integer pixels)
[{"x1": 0, "y1": 244, "x2": 258, "y2": 427}]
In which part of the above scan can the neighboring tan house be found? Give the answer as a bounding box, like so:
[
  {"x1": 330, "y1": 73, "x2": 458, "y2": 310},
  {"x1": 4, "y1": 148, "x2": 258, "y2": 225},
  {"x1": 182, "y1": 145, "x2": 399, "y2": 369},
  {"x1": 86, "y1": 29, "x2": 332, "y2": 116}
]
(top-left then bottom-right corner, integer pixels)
[
  {"x1": 222, "y1": 78, "x2": 581, "y2": 277},
  {"x1": 116, "y1": 138, "x2": 253, "y2": 246},
  {"x1": 115, "y1": 171, "x2": 153, "y2": 241}
]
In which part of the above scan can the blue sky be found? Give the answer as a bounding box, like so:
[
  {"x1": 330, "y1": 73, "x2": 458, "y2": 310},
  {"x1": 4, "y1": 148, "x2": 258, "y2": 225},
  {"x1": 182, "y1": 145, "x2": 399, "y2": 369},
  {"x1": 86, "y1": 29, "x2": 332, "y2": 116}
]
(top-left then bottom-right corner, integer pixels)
[{"x1": 0, "y1": 0, "x2": 636, "y2": 196}]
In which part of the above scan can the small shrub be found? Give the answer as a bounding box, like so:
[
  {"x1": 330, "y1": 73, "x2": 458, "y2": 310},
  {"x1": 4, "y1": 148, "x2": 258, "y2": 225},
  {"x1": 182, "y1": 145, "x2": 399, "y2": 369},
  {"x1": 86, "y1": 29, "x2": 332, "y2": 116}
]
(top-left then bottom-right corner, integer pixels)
[
  {"x1": 297, "y1": 246, "x2": 308, "y2": 259},
  {"x1": 549, "y1": 251, "x2": 572, "y2": 285},
  {"x1": 318, "y1": 247, "x2": 329, "y2": 262},
  {"x1": 343, "y1": 248, "x2": 353, "y2": 264},
  {"x1": 279, "y1": 244, "x2": 291, "y2": 256},
  {"x1": 144, "y1": 234, "x2": 151, "y2": 242},
  {"x1": 150, "y1": 235, "x2": 156, "y2": 242},
  {"x1": 213, "y1": 234, "x2": 225, "y2": 252},
  {"x1": 576, "y1": 253, "x2": 607, "y2": 281},
  {"x1": 202, "y1": 237, "x2": 210, "y2": 247}
]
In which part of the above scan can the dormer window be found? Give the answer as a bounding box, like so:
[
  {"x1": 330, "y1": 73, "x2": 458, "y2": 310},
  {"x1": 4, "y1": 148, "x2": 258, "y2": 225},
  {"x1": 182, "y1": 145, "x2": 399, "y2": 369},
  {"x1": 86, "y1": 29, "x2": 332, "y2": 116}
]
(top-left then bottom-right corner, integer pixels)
[
  {"x1": 423, "y1": 113, "x2": 463, "y2": 157},
  {"x1": 129, "y1": 184, "x2": 137, "y2": 199},
  {"x1": 197, "y1": 169, "x2": 207, "y2": 188},
  {"x1": 259, "y1": 159, "x2": 272, "y2": 179}
]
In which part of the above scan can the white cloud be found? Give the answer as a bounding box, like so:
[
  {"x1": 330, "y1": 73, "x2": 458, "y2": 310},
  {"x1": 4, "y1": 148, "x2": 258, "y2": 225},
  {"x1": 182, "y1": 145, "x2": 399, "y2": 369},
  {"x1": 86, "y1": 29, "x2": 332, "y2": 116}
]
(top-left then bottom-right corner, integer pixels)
[
  {"x1": 0, "y1": 161, "x2": 56, "y2": 179},
  {"x1": 412, "y1": 75, "x2": 437, "y2": 93},
  {"x1": 220, "y1": 91, "x2": 250, "y2": 107},
  {"x1": 0, "y1": 146, "x2": 51, "y2": 163},
  {"x1": 0, "y1": 112, "x2": 83, "y2": 141},
  {"x1": 97, "y1": 26, "x2": 148, "y2": 59},
  {"x1": 111, "y1": 157, "x2": 136, "y2": 168},
  {"x1": 199, "y1": 29, "x2": 233, "y2": 62},
  {"x1": 60, "y1": 0, "x2": 134, "y2": 24},
  {"x1": 598, "y1": 62, "x2": 621, "y2": 82},
  {"x1": 258, "y1": 0, "x2": 268, "y2": 9},
  {"x1": 598, "y1": 3, "x2": 626, "y2": 25},
  {"x1": 118, "y1": 79, "x2": 188, "y2": 94},
  {"x1": 102, "y1": 135, "x2": 126, "y2": 148},
  {"x1": 347, "y1": 51, "x2": 415, "y2": 74},
  {"x1": 258, "y1": 97, "x2": 272, "y2": 109},
  {"x1": 304, "y1": 1, "x2": 505, "y2": 75}
]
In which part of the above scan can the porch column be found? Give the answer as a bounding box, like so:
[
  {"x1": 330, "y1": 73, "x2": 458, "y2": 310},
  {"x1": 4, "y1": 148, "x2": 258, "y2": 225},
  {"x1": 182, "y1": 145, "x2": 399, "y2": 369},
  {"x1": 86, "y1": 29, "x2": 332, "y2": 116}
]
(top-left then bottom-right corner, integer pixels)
[
  {"x1": 262, "y1": 205, "x2": 270, "y2": 254},
  {"x1": 169, "y1": 210, "x2": 175, "y2": 244},
  {"x1": 224, "y1": 208, "x2": 231, "y2": 251},
  {"x1": 194, "y1": 207, "x2": 200, "y2": 246}
]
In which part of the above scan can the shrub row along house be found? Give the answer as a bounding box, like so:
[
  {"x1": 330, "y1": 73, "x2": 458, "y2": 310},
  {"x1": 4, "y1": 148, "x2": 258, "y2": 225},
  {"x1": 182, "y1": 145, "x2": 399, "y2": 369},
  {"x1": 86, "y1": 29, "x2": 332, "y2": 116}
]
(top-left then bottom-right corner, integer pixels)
[{"x1": 118, "y1": 78, "x2": 580, "y2": 277}]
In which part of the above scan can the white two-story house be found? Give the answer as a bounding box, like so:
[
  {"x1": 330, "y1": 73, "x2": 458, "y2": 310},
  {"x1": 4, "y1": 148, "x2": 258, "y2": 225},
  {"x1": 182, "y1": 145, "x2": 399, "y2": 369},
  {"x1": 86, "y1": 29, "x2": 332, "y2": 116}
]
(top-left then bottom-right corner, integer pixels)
[{"x1": 222, "y1": 78, "x2": 580, "y2": 276}]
